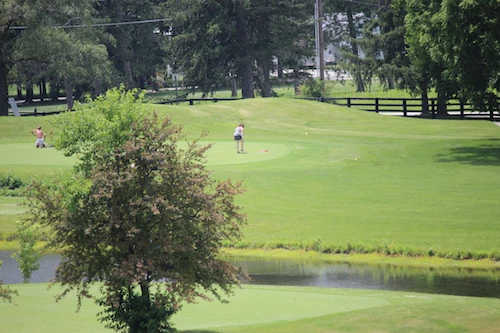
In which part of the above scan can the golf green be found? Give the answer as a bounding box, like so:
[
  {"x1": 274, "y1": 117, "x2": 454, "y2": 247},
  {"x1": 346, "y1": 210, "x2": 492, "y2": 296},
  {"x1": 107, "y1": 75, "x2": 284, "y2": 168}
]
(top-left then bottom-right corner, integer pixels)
[
  {"x1": 1, "y1": 283, "x2": 499, "y2": 333},
  {"x1": 0, "y1": 142, "x2": 289, "y2": 168}
]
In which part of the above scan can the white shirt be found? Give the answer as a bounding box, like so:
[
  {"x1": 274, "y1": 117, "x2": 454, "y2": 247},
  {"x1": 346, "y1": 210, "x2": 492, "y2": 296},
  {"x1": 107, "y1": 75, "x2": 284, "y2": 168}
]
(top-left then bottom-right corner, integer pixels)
[{"x1": 234, "y1": 126, "x2": 243, "y2": 137}]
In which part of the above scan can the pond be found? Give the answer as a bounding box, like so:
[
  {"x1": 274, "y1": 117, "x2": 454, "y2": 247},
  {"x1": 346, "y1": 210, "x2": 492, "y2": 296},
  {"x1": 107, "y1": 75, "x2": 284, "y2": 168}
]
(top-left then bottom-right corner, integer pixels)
[{"x1": 1, "y1": 251, "x2": 499, "y2": 298}]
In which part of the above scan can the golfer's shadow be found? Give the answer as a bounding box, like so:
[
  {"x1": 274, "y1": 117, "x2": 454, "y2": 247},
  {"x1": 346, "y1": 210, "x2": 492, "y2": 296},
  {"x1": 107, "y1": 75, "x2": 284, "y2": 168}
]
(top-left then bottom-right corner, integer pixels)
[{"x1": 435, "y1": 139, "x2": 500, "y2": 166}]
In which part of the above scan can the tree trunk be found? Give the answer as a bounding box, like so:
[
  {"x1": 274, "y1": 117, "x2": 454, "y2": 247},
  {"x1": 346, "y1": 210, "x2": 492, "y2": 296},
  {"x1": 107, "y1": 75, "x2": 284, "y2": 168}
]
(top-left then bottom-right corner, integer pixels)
[
  {"x1": 347, "y1": 5, "x2": 365, "y2": 92},
  {"x1": 0, "y1": 60, "x2": 8, "y2": 116},
  {"x1": 277, "y1": 58, "x2": 284, "y2": 79},
  {"x1": 293, "y1": 68, "x2": 301, "y2": 95},
  {"x1": 25, "y1": 84, "x2": 34, "y2": 104},
  {"x1": 436, "y1": 84, "x2": 447, "y2": 115},
  {"x1": 257, "y1": 57, "x2": 272, "y2": 97},
  {"x1": 64, "y1": 79, "x2": 74, "y2": 110},
  {"x1": 124, "y1": 60, "x2": 134, "y2": 89},
  {"x1": 235, "y1": 2, "x2": 254, "y2": 99},
  {"x1": 238, "y1": 61, "x2": 254, "y2": 98},
  {"x1": 387, "y1": 77, "x2": 395, "y2": 90},
  {"x1": 41, "y1": 79, "x2": 48, "y2": 99},
  {"x1": 138, "y1": 76, "x2": 146, "y2": 90},
  {"x1": 421, "y1": 90, "x2": 429, "y2": 115},
  {"x1": 17, "y1": 84, "x2": 23, "y2": 100},
  {"x1": 50, "y1": 80, "x2": 60, "y2": 101},
  {"x1": 231, "y1": 76, "x2": 238, "y2": 97},
  {"x1": 38, "y1": 81, "x2": 43, "y2": 101}
]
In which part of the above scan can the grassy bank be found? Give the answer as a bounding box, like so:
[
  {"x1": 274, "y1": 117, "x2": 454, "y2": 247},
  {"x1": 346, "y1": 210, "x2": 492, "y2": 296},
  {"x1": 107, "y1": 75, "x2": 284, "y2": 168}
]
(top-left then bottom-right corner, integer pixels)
[
  {"x1": 221, "y1": 248, "x2": 500, "y2": 270},
  {"x1": 1, "y1": 97, "x2": 500, "y2": 261},
  {"x1": 1, "y1": 283, "x2": 499, "y2": 333}
]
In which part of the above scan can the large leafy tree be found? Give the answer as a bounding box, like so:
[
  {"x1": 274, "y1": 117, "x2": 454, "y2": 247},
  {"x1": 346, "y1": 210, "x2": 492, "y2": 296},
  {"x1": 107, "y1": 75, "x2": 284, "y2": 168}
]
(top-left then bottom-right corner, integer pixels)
[
  {"x1": 249, "y1": 0, "x2": 313, "y2": 97},
  {"x1": 95, "y1": 0, "x2": 167, "y2": 89},
  {"x1": 13, "y1": 27, "x2": 114, "y2": 109},
  {"x1": 360, "y1": 0, "x2": 410, "y2": 90},
  {"x1": 439, "y1": 0, "x2": 500, "y2": 116},
  {"x1": 405, "y1": 0, "x2": 463, "y2": 114},
  {"x1": 27, "y1": 89, "x2": 245, "y2": 332},
  {"x1": 324, "y1": 0, "x2": 379, "y2": 92},
  {"x1": 0, "y1": 0, "x2": 95, "y2": 115},
  {"x1": 168, "y1": 0, "x2": 313, "y2": 98},
  {"x1": 167, "y1": 0, "x2": 234, "y2": 96}
]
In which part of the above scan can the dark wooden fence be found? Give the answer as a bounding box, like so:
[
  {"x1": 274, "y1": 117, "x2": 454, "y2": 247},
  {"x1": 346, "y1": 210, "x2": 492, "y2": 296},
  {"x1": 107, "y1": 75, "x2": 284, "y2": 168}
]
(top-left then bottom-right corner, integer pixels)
[
  {"x1": 8, "y1": 97, "x2": 243, "y2": 116},
  {"x1": 300, "y1": 97, "x2": 500, "y2": 121},
  {"x1": 9, "y1": 96, "x2": 500, "y2": 121},
  {"x1": 156, "y1": 97, "x2": 243, "y2": 105},
  {"x1": 8, "y1": 108, "x2": 68, "y2": 117}
]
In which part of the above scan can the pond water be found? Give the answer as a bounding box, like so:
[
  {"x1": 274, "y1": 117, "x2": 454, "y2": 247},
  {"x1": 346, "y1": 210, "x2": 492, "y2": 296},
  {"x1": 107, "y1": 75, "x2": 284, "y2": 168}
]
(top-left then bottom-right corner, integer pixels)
[{"x1": 1, "y1": 251, "x2": 499, "y2": 298}]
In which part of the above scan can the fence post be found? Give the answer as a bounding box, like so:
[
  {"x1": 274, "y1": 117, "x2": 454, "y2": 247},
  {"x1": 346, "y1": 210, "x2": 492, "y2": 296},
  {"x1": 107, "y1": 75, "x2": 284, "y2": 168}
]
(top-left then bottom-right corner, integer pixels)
[
  {"x1": 460, "y1": 99, "x2": 464, "y2": 119},
  {"x1": 375, "y1": 98, "x2": 379, "y2": 113},
  {"x1": 403, "y1": 99, "x2": 407, "y2": 117},
  {"x1": 347, "y1": 98, "x2": 351, "y2": 108},
  {"x1": 431, "y1": 99, "x2": 436, "y2": 119}
]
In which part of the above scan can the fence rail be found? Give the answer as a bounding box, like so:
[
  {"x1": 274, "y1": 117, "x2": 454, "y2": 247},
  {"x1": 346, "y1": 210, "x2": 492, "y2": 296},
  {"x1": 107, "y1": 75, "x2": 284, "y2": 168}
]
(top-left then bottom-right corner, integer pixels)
[
  {"x1": 7, "y1": 97, "x2": 244, "y2": 116},
  {"x1": 7, "y1": 96, "x2": 499, "y2": 120},
  {"x1": 300, "y1": 97, "x2": 500, "y2": 121},
  {"x1": 156, "y1": 97, "x2": 243, "y2": 105}
]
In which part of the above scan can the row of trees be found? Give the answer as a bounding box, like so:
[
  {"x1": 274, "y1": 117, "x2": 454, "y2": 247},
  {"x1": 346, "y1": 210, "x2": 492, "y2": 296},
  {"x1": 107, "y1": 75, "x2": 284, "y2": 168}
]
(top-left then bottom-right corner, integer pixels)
[
  {"x1": 323, "y1": 0, "x2": 499, "y2": 114},
  {"x1": 1, "y1": 0, "x2": 499, "y2": 116}
]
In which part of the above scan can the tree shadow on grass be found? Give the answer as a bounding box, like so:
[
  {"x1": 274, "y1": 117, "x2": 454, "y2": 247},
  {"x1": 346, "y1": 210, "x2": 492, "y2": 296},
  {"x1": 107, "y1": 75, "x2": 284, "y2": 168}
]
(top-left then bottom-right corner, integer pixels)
[{"x1": 435, "y1": 139, "x2": 500, "y2": 166}]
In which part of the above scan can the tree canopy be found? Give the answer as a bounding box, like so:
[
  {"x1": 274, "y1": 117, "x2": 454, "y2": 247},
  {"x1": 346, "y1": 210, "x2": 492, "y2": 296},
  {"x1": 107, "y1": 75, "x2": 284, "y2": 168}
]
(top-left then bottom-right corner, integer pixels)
[{"x1": 1, "y1": 0, "x2": 499, "y2": 115}]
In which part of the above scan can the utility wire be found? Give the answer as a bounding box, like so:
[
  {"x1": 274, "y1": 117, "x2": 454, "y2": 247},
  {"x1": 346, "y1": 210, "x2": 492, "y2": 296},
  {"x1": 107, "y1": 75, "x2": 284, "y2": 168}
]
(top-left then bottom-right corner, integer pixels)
[
  {"x1": 9, "y1": 18, "x2": 169, "y2": 30},
  {"x1": 8, "y1": 0, "x2": 384, "y2": 31},
  {"x1": 337, "y1": 0, "x2": 383, "y2": 8}
]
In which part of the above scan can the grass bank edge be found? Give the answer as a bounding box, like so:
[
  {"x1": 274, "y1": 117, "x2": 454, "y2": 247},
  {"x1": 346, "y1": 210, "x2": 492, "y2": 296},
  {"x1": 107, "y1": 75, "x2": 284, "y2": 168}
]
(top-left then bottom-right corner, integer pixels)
[
  {"x1": 221, "y1": 248, "x2": 500, "y2": 270},
  {"x1": 2, "y1": 240, "x2": 498, "y2": 270},
  {"x1": 223, "y1": 238, "x2": 500, "y2": 262}
]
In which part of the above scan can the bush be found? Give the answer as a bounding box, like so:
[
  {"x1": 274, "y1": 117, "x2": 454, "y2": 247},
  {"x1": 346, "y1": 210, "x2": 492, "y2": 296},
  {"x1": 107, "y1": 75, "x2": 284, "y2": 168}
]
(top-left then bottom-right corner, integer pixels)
[
  {"x1": 0, "y1": 175, "x2": 24, "y2": 190},
  {"x1": 300, "y1": 79, "x2": 326, "y2": 98}
]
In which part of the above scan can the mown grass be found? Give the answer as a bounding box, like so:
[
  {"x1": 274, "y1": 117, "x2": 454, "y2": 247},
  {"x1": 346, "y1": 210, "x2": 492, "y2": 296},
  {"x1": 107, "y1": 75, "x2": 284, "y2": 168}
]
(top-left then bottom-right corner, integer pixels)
[
  {"x1": 1, "y1": 97, "x2": 500, "y2": 261},
  {"x1": 1, "y1": 283, "x2": 499, "y2": 333}
]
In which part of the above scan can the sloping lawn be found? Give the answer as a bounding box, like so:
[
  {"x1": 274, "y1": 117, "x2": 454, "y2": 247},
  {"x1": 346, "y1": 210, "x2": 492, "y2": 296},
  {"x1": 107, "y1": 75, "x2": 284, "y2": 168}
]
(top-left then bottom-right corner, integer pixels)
[{"x1": 1, "y1": 98, "x2": 500, "y2": 255}]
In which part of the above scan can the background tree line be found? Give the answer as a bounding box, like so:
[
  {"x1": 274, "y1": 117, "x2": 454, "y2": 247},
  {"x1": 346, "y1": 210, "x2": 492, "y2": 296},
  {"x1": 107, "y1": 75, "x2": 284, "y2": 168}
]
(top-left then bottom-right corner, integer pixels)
[{"x1": 1, "y1": 0, "x2": 498, "y2": 116}]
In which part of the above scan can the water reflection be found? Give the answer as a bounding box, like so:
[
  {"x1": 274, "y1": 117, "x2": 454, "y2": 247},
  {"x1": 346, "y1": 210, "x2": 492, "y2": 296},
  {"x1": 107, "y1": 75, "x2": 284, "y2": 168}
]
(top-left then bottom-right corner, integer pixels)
[
  {"x1": 230, "y1": 257, "x2": 500, "y2": 298},
  {"x1": 1, "y1": 251, "x2": 499, "y2": 298},
  {"x1": 0, "y1": 251, "x2": 60, "y2": 284}
]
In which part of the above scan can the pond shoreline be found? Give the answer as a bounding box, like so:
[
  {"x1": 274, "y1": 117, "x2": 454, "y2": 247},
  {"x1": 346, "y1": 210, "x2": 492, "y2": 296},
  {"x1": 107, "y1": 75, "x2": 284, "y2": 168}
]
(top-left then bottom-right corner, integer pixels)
[
  {"x1": 2, "y1": 249, "x2": 499, "y2": 298},
  {"x1": 221, "y1": 248, "x2": 500, "y2": 271},
  {"x1": 1, "y1": 242, "x2": 499, "y2": 271}
]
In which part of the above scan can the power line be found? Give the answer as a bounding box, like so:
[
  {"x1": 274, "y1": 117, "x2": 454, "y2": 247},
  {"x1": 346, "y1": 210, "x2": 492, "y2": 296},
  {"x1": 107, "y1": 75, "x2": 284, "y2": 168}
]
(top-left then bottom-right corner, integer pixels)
[
  {"x1": 338, "y1": 0, "x2": 383, "y2": 9},
  {"x1": 9, "y1": 18, "x2": 170, "y2": 31}
]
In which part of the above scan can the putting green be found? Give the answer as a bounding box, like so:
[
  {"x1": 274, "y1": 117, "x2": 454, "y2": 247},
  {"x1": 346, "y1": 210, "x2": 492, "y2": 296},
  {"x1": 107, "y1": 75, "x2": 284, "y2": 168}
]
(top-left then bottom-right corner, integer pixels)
[
  {"x1": 0, "y1": 142, "x2": 290, "y2": 170},
  {"x1": 0, "y1": 284, "x2": 388, "y2": 333},
  {"x1": 203, "y1": 141, "x2": 290, "y2": 165},
  {"x1": 0, "y1": 144, "x2": 75, "y2": 167},
  {"x1": 2, "y1": 283, "x2": 500, "y2": 332},
  {"x1": 173, "y1": 285, "x2": 388, "y2": 329}
]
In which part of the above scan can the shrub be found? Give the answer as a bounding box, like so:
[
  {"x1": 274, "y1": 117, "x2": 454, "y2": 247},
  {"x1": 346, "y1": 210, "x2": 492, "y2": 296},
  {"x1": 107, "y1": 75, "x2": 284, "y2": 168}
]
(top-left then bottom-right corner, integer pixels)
[
  {"x1": 0, "y1": 175, "x2": 24, "y2": 190},
  {"x1": 300, "y1": 79, "x2": 325, "y2": 98}
]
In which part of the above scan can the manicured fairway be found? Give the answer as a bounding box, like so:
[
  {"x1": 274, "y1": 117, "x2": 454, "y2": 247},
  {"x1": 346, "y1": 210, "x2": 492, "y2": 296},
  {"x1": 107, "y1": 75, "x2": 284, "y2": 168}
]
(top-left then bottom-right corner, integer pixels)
[
  {"x1": 0, "y1": 283, "x2": 499, "y2": 333},
  {"x1": 1, "y1": 98, "x2": 500, "y2": 255}
]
